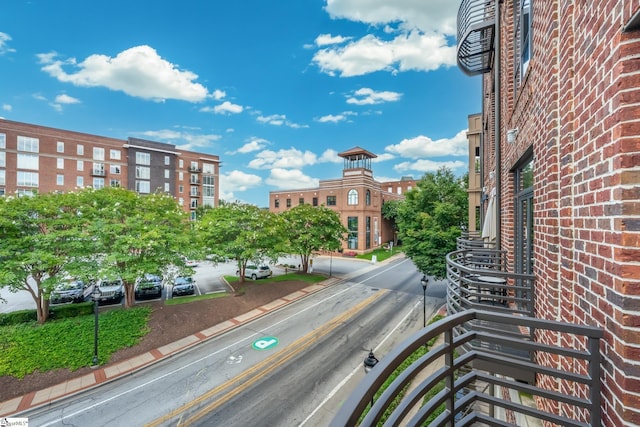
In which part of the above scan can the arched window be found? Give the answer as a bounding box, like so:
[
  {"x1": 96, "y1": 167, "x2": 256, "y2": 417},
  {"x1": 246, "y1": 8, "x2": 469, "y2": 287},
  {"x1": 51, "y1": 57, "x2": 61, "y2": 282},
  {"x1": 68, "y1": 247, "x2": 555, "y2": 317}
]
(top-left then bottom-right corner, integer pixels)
[
  {"x1": 348, "y1": 189, "x2": 359, "y2": 205},
  {"x1": 365, "y1": 190, "x2": 371, "y2": 206}
]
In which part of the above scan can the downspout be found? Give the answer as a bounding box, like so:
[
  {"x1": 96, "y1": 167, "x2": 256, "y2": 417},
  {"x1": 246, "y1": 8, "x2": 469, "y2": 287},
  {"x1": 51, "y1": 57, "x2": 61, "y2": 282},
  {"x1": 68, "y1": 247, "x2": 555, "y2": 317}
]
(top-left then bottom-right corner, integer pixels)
[{"x1": 494, "y1": 0, "x2": 502, "y2": 251}]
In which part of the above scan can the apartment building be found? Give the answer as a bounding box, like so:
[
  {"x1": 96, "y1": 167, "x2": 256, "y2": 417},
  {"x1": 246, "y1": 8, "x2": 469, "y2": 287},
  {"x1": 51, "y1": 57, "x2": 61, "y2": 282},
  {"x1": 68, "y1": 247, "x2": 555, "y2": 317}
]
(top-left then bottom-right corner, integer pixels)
[
  {"x1": 269, "y1": 147, "x2": 414, "y2": 254},
  {"x1": 0, "y1": 119, "x2": 220, "y2": 217},
  {"x1": 458, "y1": 1, "x2": 640, "y2": 424}
]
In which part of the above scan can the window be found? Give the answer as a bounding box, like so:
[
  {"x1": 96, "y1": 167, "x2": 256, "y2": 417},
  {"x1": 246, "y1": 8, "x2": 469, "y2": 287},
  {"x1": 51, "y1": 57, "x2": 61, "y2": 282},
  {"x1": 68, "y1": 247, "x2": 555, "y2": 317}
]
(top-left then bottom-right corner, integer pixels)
[
  {"x1": 327, "y1": 195, "x2": 336, "y2": 206},
  {"x1": 77, "y1": 144, "x2": 84, "y2": 155},
  {"x1": 179, "y1": 185, "x2": 183, "y2": 193},
  {"x1": 77, "y1": 176, "x2": 84, "y2": 187},
  {"x1": 0, "y1": 133, "x2": 5, "y2": 148},
  {"x1": 164, "y1": 155, "x2": 170, "y2": 165},
  {"x1": 515, "y1": 0, "x2": 532, "y2": 84},
  {"x1": 347, "y1": 216, "x2": 358, "y2": 249},
  {"x1": 286, "y1": 198, "x2": 291, "y2": 208},
  {"x1": 275, "y1": 199, "x2": 280, "y2": 208},
  {"x1": 397, "y1": 187, "x2": 402, "y2": 195},
  {"x1": 93, "y1": 178, "x2": 105, "y2": 189},
  {"x1": 179, "y1": 159, "x2": 184, "y2": 168},
  {"x1": 77, "y1": 160, "x2": 84, "y2": 171},
  {"x1": 313, "y1": 197, "x2": 318, "y2": 207},
  {"x1": 190, "y1": 161, "x2": 199, "y2": 171},
  {"x1": 110, "y1": 149, "x2": 121, "y2": 160},
  {"x1": 299, "y1": 197, "x2": 304, "y2": 205},
  {"x1": 0, "y1": 151, "x2": 5, "y2": 168},
  {"x1": 365, "y1": 190, "x2": 371, "y2": 206},
  {"x1": 17, "y1": 136, "x2": 39, "y2": 152},
  {"x1": 164, "y1": 169, "x2": 170, "y2": 179},
  {"x1": 57, "y1": 141, "x2": 64, "y2": 153},
  {"x1": 203, "y1": 163, "x2": 215, "y2": 174},
  {"x1": 179, "y1": 172, "x2": 184, "y2": 181},
  {"x1": 190, "y1": 174, "x2": 198, "y2": 184},
  {"x1": 203, "y1": 185, "x2": 215, "y2": 197},
  {"x1": 136, "y1": 152, "x2": 150, "y2": 165},
  {"x1": 0, "y1": 170, "x2": 5, "y2": 186},
  {"x1": 57, "y1": 158, "x2": 64, "y2": 169},
  {"x1": 17, "y1": 154, "x2": 39, "y2": 170},
  {"x1": 17, "y1": 171, "x2": 39, "y2": 187},
  {"x1": 190, "y1": 187, "x2": 199, "y2": 196},
  {"x1": 164, "y1": 183, "x2": 170, "y2": 192},
  {"x1": 347, "y1": 189, "x2": 358, "y2": 205},
  {"x1": 366, "y1": 216, "x2": 371, "y2": 249},
  {"x1": 514, "y1": 154, "x2": 534, "y2": 276},
  {"x1": 110, "y1": 179, "x2": 121, "y2": 187},
  {"x1": 93, "y1": 147, "x2": 105, "y2": 161},
  {"x1": 93, "y1": 163, "x2": 105, "y2": 175},
  {"x1": 136, "y1": 180, "x2": 150, "y2": 193},
  {"x1": 136, "y1": 166, "x2": 150, "y2": 179},
  {"x1": 109, "y1": 164, "x2": 121, "y2": 174},
  {"x1": 190, "y1": 199, "x2": 198, "y2": 209},
  {"x1": 202, "y1": 175, "x2": 214, "y2": 186}
]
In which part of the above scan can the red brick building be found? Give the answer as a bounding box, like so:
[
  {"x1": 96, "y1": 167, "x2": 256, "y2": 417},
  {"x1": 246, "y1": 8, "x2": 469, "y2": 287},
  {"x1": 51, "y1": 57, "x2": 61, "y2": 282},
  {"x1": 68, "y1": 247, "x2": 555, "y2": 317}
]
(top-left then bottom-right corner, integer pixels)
[
  {"x1": 0, "y1": 119, "x2": 220, "y2": 217},
  {"x1": 269, "y1": 147, "x2": 415, "y2": 254},
  {"x1": 458, "y1": 1, "x2": 640, "y2": 424}
]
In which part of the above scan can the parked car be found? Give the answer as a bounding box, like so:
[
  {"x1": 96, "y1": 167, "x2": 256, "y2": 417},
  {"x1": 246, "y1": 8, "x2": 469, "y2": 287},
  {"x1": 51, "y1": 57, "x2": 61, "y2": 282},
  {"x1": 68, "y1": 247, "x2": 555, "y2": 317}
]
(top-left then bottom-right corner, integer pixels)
[
  {"x1": 95, "y1": 278, "x2": 124, "y2": 304},
  {"x1": 135, "y1": 274, "x2": 163, "y2": 299},
  {"x1": 172, "y1": 276, "x2": 196, "y2": 296},
  {"x1": 239, "y1": 265, "x2": 272, "y2": 280},
  {"x1": 50, "y1": 279, "x2": 93, "y2": 304}
]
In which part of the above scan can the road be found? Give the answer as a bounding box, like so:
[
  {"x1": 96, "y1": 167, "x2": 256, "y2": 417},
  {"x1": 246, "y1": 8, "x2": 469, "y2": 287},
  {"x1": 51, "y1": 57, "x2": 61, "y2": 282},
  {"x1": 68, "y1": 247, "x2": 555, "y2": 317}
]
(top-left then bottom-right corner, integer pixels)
[{"x1": 19, "y1": 256, "x2": 447, "y2": 427}]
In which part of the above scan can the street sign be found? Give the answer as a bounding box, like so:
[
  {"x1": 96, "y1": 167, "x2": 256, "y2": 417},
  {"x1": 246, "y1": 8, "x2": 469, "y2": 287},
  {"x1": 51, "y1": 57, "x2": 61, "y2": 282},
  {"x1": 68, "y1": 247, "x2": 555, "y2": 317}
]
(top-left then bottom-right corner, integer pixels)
[{"x1": 252, "y1": 336, "x2": 279, "y2": 351}]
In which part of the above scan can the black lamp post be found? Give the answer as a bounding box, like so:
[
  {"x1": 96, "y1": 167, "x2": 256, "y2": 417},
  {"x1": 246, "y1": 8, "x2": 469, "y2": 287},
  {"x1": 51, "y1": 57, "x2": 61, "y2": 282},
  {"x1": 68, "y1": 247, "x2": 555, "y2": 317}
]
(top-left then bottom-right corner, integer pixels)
[
  {"x1": 421, "y1": 275, "x2": 429, "y2": 328},
  {"x1": 363, "y1": 349, "x2": 379, "y2": 407},
  {"x1": 91, "y1": 286, "x2": 102, "y2": 366}
]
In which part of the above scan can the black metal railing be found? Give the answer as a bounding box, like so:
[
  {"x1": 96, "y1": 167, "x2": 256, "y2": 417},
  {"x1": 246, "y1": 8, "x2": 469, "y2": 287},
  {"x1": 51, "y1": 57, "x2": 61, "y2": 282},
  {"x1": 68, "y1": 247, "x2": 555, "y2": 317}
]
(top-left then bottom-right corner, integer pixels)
[
  {"x1": 457, "y1": 0, "x2": 496, "y2": 76},
  {"x1": 331, "y1": 310, "x2": 603, "y2": 427}
]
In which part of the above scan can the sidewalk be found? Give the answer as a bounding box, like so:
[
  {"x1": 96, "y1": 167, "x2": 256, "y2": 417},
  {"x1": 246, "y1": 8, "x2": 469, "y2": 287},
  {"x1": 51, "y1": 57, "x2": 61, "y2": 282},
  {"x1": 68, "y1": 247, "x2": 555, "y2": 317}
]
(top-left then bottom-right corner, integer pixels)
[{"x1": 0, "y1": 276, "x2": 343, "y2": 417}]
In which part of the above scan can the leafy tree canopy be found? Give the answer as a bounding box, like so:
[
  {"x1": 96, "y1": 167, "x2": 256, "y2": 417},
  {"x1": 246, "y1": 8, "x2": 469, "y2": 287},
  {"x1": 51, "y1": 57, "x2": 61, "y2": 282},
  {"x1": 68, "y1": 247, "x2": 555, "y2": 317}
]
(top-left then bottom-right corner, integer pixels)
[
  {"x1": 279, "y1": 204, "x2": 346, "y2": 272},
  {"x1": 396, "y1": 167, "x2": 468, "y2": 279}
]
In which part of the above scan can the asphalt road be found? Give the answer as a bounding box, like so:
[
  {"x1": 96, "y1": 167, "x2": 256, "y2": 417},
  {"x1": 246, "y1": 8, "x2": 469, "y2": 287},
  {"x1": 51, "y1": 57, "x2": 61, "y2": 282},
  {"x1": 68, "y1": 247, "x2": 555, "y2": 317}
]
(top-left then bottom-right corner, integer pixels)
[{"x1": 18, "y1": 255, "x2": 446, "y2": 427}]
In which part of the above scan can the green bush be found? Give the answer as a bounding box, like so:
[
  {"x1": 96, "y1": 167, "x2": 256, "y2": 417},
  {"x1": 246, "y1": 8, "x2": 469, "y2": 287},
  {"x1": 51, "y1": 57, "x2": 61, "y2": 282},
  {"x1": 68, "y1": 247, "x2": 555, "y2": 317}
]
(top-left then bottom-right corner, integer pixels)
[
  {"x1": 50, "y1": 302, "x2": 94, "y2": 319},
  {"x1": 0, "y1": 309, "x2": 38, "y2": 326}
]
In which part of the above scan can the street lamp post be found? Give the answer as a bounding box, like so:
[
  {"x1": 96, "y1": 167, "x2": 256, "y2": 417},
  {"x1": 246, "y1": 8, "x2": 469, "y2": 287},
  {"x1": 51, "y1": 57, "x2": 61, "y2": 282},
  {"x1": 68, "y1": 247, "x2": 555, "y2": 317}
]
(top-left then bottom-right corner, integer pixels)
[
  {"x1": 91, "y1": 286, "x2": 102, "y2": 366},
  {"x1": 363, "y1": 349, "x2": 379, "y2": 407},
  {"x1": 421, "y1": 275, "x2": 429, "y2": 328}
]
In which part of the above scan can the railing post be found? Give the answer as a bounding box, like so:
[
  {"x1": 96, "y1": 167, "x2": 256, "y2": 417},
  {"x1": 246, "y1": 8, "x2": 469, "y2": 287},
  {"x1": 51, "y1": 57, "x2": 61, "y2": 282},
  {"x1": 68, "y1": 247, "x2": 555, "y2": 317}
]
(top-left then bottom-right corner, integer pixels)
[
  {"x1": 588, "y1": 336, "x2": 602, "y2": 427},
  {"x1": 445, "y1": 328, "x2": 455, "y2": 426}
]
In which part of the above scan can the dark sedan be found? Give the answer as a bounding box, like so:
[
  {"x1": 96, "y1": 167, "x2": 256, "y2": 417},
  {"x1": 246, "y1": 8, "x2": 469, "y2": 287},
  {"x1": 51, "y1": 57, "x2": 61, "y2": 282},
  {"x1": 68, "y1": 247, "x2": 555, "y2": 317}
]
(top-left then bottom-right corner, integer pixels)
[{"x1": 172, "y1": 276, "x2": 196, "y2": 296}]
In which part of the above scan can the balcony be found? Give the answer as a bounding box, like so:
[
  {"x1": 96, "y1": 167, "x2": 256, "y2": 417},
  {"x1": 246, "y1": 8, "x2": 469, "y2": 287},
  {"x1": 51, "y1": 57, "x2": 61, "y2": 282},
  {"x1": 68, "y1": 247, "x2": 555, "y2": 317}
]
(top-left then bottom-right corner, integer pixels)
[
  {"x1": 331, "y1": 240, "x2": 604, "y2": 426},
  {"x1": 457, "y1": 0, "x2": 496, "y2": 76},
  {"x1": 188, "y1": 166, "x2": 202, "y2": 173},
  {"x1": 90, "y1": 169, "x2": 106, "y2": 177}
]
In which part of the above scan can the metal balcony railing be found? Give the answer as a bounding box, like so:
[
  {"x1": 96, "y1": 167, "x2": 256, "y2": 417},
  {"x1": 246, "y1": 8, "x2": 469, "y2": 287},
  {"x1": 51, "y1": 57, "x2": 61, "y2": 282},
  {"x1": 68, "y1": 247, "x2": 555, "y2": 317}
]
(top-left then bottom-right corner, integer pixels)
[
  {"x1": 456, "y1": 231, "x2": 494, "y2": 250},
  {"x1": 331, "y1": 310, "x2": 603, "y2": 427},
  {"x1": 457, "y1": 0, "x2": 496, "y2": 76}
]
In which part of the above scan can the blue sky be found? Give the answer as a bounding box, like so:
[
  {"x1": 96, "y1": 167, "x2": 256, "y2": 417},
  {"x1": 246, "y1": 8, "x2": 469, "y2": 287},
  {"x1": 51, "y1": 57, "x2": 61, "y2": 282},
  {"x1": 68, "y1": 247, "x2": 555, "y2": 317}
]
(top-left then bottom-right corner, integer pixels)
[{"x1": 0, "y1": 0, "x2": 480, "y2": 207}]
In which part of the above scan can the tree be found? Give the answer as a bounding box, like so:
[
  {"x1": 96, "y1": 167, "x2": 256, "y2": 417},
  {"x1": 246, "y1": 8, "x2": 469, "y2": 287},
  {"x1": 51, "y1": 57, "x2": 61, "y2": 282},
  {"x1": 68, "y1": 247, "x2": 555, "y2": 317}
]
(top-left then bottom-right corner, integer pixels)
[
  {"x1": 196, "y1": 202, "x2": 283, "y2": 283},
  {"x1": 280, "y1": 204, "x2": 346, "y2": 273},
  {"x1": 78, "y1": 187, "x2": 192, "y2": 308},
  {"x1": 381, "y1": 199, "x2": 402, "y2": 246},
  {"x1": 396, "y1": 167, "x2": 468, "y2": 279},
  {"x1": 0, "y1": 191, "x2": 85, "y2": 323}
]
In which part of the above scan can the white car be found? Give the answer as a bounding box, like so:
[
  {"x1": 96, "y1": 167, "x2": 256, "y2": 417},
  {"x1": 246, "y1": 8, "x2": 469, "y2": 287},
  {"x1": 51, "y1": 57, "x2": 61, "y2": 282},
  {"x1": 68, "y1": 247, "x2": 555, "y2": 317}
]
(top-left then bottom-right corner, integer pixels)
[{"x1": 240, "y1": 265, "x2": 272, "y2": 280}]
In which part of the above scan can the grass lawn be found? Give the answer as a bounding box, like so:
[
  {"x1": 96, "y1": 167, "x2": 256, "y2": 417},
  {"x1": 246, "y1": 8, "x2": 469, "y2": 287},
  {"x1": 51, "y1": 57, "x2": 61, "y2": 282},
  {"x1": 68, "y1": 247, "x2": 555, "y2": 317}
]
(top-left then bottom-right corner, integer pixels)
[
  {"x1": 0, "y1": 307, "x2": 151, "y2": 378},
  {"x1": 225, "y1": 272, "x2": 327, "y2": 285},
  {"x1": 356, "y1": 247, "x2": 401, "y2": 263}
]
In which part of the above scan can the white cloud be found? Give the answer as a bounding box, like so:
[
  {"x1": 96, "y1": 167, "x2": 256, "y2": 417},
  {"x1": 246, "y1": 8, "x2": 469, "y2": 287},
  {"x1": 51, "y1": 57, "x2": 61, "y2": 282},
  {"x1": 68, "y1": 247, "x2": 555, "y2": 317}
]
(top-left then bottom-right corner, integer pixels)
[
  {"x1": 315, "y1": 33, "x2": 352, "y2": 46},
  {"x1": 312, "y1": 31, "x2": 456, "y2": 77},
  {"x1": 0, "y1": 32, "x2": 15, "y2": 55},
  {"x1": 138, "y1": 128, "x2": 222, "y2": 151},
  {"x1": 55, "y1": 94, "x2": 81, "y2": 104},
  {"x1": 266, "y1": 168, "x2": 319, "y2": 189},
  {"x1": 394, "y1": 159, "x2": 466, "y2": 173},
  {"x1": 211, "y1": 89, "x2": 226, "y2": 100},
  {"x1": 385, "y1": 129, "x2": 468, "y2": 157},
  {"x1": 316, "y1": 112, "x2": 356, "y2": 123},
  {"x1": 248, "y1": 148, "x2": 317, "y2": 170},
  {"x1": 318, "y1": 149, "x2": 342, "y2": 163},
  {"x1": 237, "y1": 138, "x2": 269, "y2": 154},
  {"x1": 218, "y1": 170, "x2": 263, "y2": 202},
  {"x1": 372, "y1": 153, "x2": 395, "y2": 162},
  {"x1": 37, "y1": 45, "x2": 209, "y2": 102},
  {"x1": 203, "y1": 101, "x2": 243, "y2": 115},
  {"x1": 257, "y1": 114, "x2": 307, "y2": 129},
  {"x1": 324, "y1": 0, "x2": 458, "y2": 35},
  {"x1": 346, "y1": 87, "x2": 402, "y2": 105},
  {"x1": 2, "y1": 104, "x2": 12, "y2": 112}
]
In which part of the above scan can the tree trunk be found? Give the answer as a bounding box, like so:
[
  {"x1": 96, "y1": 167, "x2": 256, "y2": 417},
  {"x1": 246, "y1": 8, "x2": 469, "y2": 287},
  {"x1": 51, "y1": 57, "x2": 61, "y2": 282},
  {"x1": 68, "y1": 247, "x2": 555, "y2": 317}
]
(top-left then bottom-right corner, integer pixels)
[{"x1": 124, "y1": 281, "x2": 135, "y2": 308}]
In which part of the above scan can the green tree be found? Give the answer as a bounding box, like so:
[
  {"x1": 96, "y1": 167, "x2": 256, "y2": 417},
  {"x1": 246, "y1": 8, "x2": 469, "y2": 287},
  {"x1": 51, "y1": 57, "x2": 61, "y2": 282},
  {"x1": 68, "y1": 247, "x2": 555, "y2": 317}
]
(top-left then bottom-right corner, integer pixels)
[
  {"x1": 0, "y1": 191, "x2": 85, "y2": 323},
  {"x1": 196, "y1": 202, "x2": 283, "y2": 283},
  {"x1": 78, "y1": 187, "x2": 192, "y2": 308},
  {"x1": 280, "y1": 204, "x2": 346, "y2": 273},
  {"x1": 396, "y1": 167, "x2": 468, "y2": 279},
  {"x1": 381, "y1": 199, "x2": 402, "y2": 246}
]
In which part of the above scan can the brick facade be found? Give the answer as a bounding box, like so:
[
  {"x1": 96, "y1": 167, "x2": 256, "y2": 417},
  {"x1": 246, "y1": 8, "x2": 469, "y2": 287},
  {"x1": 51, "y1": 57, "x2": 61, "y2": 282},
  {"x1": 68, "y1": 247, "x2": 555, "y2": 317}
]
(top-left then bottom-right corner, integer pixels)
[
  {"x1": 0, "y1": 119, "x2": 220, "y2": 216},
  {"x1": 473, "y1": 1, "x2": 640, "y2": 425}
]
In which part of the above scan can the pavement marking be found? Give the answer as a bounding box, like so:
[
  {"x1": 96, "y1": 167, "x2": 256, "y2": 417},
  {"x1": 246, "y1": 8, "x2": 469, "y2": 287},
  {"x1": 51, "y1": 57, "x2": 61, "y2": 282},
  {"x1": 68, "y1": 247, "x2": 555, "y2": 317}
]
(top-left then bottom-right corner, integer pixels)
[{"x1": 146, "y1": 290, "x2": 389, "y2": 427}]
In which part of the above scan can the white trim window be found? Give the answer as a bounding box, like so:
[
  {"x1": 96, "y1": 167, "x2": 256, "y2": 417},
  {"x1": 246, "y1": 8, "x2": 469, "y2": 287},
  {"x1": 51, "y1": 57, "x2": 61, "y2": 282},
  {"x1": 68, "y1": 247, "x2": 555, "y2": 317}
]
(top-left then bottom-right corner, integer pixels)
[
  {"x1": 347, "y1": 189, "x2": 358, "y2": 205},
  {"x1": 17, "y1": 136, "x2": 39, "y2": 152}
]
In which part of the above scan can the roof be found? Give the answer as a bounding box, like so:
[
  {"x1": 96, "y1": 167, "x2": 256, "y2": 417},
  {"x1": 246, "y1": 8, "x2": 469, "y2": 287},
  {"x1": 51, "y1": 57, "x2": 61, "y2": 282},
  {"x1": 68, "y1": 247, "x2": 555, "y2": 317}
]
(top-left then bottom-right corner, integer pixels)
[{"x1": 338, "y1": 147, "x2": 378, "y2": 159}]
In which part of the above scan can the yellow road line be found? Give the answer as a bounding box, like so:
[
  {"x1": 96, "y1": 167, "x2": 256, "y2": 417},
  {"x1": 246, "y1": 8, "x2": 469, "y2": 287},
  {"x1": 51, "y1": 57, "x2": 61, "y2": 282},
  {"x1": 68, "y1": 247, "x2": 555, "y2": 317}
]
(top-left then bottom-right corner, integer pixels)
[{"x1": 146, "y1": 289, "x2": 387, "y2": 427}]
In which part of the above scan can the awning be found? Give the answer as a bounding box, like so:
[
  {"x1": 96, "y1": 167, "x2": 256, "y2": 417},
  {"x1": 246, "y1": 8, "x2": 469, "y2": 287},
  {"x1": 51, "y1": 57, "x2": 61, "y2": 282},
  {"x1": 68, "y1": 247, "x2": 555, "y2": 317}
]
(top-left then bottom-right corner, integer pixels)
[{"x1": 482, "y1": 190, "x2": 497, "y2": 245}]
